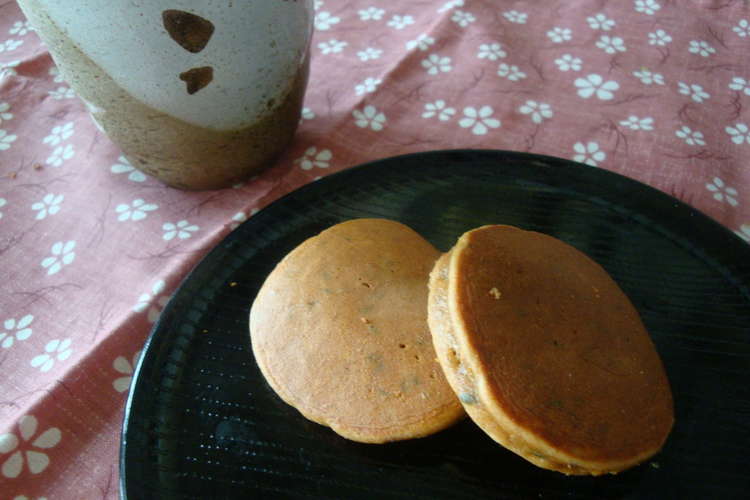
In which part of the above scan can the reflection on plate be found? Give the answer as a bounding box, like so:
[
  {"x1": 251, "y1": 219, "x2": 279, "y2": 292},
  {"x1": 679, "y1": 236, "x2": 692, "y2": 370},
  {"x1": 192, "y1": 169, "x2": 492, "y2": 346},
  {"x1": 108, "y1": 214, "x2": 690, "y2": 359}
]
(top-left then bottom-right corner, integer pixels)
[{"x1": 121, "y1": 150, "x2": 750, "y2": 499}]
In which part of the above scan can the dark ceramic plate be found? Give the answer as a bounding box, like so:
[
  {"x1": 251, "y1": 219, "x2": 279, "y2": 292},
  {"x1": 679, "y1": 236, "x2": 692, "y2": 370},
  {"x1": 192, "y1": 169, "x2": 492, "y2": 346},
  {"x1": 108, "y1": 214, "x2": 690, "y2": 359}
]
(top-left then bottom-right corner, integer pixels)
[{"x1": 120, "y1": 150, "x2": 750, "y2": 499}]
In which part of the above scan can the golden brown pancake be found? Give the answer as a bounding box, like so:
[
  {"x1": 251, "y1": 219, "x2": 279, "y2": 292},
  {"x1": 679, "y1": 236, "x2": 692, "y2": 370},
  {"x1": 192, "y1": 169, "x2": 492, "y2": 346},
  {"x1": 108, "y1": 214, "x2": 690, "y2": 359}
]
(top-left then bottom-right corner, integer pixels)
[
  {"x1": 250, "y1": 218, "x2": 464, "y2": 443},
  {"x1": 428, "y1": 225, "x2": 673, "y2": 475}
]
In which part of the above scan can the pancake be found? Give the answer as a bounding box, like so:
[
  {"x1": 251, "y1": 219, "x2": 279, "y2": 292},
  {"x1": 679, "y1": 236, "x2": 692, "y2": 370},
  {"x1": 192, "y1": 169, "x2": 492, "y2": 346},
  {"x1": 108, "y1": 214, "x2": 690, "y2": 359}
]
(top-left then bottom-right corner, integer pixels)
[
  {"x1": 428, "y1": 225, "x2": 674, "y2": 475},
  {"x1": 250, "y1": 218, "x2": 464, "y2": 443}
]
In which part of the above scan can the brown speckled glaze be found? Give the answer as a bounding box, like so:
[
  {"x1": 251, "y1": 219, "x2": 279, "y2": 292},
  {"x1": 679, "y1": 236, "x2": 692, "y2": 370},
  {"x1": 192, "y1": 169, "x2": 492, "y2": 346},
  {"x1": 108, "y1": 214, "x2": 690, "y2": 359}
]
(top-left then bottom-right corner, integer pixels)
[{"x1": 20, "y1": 0, "x2": 309, "y2": 190}]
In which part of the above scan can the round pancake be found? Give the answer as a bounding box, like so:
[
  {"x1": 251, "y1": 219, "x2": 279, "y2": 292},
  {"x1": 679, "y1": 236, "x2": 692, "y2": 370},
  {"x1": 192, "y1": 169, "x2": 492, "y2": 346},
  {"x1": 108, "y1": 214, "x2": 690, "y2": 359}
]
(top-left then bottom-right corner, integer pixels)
[
  {"x1": 250, "y1": 218, "x2": 464, "y2": 443},
  {"x1": 428, "y1": 225, "x2": 674, "y2": 475}
]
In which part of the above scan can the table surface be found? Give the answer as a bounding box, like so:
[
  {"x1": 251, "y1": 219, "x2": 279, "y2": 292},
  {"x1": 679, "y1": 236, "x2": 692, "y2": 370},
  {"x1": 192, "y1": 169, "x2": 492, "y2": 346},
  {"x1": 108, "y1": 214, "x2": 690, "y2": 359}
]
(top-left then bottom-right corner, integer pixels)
[{"x1": 1, "y1": 1, "x2": 749, "y2": 498}]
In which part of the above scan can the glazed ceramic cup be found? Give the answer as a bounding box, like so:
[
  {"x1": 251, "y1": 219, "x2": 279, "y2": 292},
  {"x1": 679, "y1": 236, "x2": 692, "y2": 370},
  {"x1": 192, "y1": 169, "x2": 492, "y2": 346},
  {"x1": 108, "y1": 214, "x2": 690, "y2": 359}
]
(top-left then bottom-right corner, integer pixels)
[{"x1": 19, "y1": 0, "x2": 314, "y2": 190}]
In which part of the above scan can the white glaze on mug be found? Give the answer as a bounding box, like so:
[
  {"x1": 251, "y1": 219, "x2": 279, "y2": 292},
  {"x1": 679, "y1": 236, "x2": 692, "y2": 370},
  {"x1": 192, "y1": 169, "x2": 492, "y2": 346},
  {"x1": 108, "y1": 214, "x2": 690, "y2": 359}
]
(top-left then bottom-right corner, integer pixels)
[{"x1": 34, "y1": 0, "x2": 313, "y2": 130}]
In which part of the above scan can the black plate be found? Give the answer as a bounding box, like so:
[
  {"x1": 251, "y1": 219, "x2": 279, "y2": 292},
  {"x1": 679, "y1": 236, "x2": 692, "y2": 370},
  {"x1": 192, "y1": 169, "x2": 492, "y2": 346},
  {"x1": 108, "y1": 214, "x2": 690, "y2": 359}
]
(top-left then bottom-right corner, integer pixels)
[{"x1": 120, "y1": 150, "x2": 750, "y2": 499}]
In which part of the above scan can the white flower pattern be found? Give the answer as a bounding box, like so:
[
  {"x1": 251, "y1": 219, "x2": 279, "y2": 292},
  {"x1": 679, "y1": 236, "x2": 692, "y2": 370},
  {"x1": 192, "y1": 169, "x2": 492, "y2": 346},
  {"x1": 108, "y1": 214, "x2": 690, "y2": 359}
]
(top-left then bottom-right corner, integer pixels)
[
  {"x1": 451, "y1": 10, "x2": 475, "y2": 27},
  {"x1": 162, "y1": 220, "x2": 199, "y2": 241},
  {"x1": 458, "y1": 106, "x2": 501, "y2": 135},
  {"x1": 300, "y1": 107, "x2": 315, "y2": 121},
  {"x1": 0, "y1": 128, "x2": 17, "y2": 150},
  {"x1": 497, "y1": 63, "x2": 526, "y2": 81},
  {"x1": 555, "y1": 54, "x2": 582, "y2": 72},
  {"x1": 0, "y1": 39, "x2": 23, "y2": 53},
  {"x1": 45, "y1": 144, "x2": 74, "y2": 167},
  {"x1": 633, "y1": 68, "x2": 665, "y2": 85},
  {"x1": 387, "y1": 15, "x2": 414, "y2": 30},
  {"x1": 31, "y1": 193, "x2": 64, "y2": 220},
  {"x1": 477, "y1": 43, "x2": 506, "y2": 60},
  {"x1": 111, "y1": 155, "x2": 147, "y2": 182},
  {"x1": 688, "y1": 40, "x2": 715, "y2": 57},
  {"x1": 620, "y1": 116, "x2": 654, "y2": 130},
  {"x1": 547, "y1": 27, "x2": 572, "y2": 43},
  {"x1": 503, "y1": 10, "x2": 527, "y2": 24},
  {"x1": 1, "y1": 314, "x2": 33, "y2": 349},
  {"x1": 706, "y1": 177, "x2": 739, "y2": 206},
  {"x1": 0, "y1": 416, "x2": 61, "y2": 478},
  {"x1": 675, "y1": 125, "x2": 706, "y2": 146},
  {"x1": 0, "y1": 101, "x2": 13, "y2": 123},
  {"x1": 678, "y1": 82, "x2": 710, "y2": 103},
  {"x1": 296, "y1": 147, "x2": 333, "y2": 170},
  {"x1": 355, "y1": 77, "x2": 381, "y2": 95},
  {"x1": 406, "y1": 34, "x2": 435, "y2": 51},
  {"x1": 318, "y1": 39, "x2": 348, "y2": 54},
  {"x1": 648, "y1": 29, "x2": 672, "y2": 46},
  {"x1": 353, "y1": 105, "x2": 386, "y2": 131},
  {"x1": 115, "y1": 199, "x2": 158, "y2": 222},
  {"x1": 635, "y1": 0, "x2": 661, "y2": 15},
  {"x1": 315, "y1": 11, "x2": 340, "y2": 31},
  {"x1": 438, "y1": 0, "x2": 464, "y2": 13},
  {"x1": 9, "y1": 20, "x2": 33, "y2": 36},
  {"x1": 358, "y1": 7, "x2": 385, "y2": 21},
  {"x1": 733, "y1": 19, "x2": 750, "y2": 38},
  {"x1": 573, "y1": 141, "x2": 606, "y2": 166},
  {"x1": 575, "y1": 74, "x2": 619, "y2": 100},
  {"x1": 47, "y1": 86, "x2": 75, "y2": 100},
  {"x1": 596, "y1": 35, "x2": 626, "y2": 54},
  {"x1": 728, "y1": 77, "x2": 750, "y2": 96},
  {"x1": 726, "y1": 123, "x2": 750, "y2": 145},
  {"x1": 134, "y1": 280, "x2": 170, "y2": 323},
  {"x1": 357, "y1": 47, "x2": 382, "y2": 61},
  {"x1": 30, "y1": 339, "x2": 73, "y2": 372},
  {"x1": 587, "y1": 13, "x2": 615, "y2": 31},
  {"x1": 113, "y1": 351, "x2": 142, "y2": 393},
  {"x1": 42, "y1": 122, "x2": 74, "y2": 146},
  {"x1": 422, "y1": 54, "x2": 452, "y2": 75},
  {"x1": 518, "y1": 101, "x2": 553, "y2": 124},
  {"x1": 41, "y1": 240, "x2": 76, "y2": 275},
  {"x1": 422, "y1": 100, "x2": 456, "y2": 121}
]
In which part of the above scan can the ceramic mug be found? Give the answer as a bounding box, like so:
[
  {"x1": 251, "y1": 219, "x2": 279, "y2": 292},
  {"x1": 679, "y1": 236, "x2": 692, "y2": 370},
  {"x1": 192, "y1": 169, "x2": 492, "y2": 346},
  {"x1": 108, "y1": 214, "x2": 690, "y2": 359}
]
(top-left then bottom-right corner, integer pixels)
[{"x1": 19, "y1": 0, "x2": 314, "y2": 190}]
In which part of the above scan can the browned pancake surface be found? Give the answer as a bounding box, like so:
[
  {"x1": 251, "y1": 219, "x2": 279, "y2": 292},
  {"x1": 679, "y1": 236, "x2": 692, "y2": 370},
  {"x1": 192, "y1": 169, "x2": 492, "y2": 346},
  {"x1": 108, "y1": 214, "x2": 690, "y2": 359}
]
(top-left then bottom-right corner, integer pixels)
[
  {"x1": 443, "y1": 225, "x2": 673, "y2": 473},
  {"x1": 250, "y1": 218, "x2": 463, "y2": 443}
]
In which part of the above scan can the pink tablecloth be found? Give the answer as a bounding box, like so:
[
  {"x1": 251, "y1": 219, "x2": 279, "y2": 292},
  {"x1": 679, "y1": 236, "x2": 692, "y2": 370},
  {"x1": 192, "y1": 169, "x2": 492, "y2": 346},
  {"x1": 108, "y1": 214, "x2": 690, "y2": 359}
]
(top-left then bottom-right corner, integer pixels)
[{"x1": 1, "y1": 0, "x2": 748, "y2": 497}]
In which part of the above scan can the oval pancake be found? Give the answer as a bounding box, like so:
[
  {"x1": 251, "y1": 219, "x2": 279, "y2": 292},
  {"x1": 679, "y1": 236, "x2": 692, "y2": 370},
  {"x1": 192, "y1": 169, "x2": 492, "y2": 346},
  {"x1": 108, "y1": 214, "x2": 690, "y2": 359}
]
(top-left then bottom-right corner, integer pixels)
[
  {"x1": 250, "y1": 218, "x2": 464, "y2": 443},
  {"x1": 428, "y1": 225, "x2": 674, "y2": 475}
]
